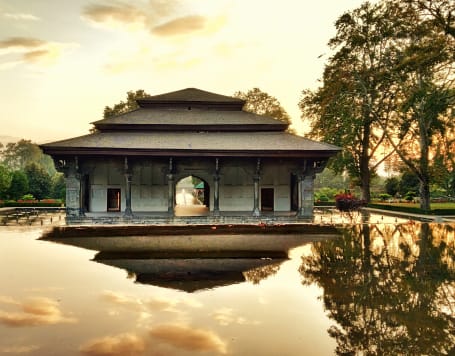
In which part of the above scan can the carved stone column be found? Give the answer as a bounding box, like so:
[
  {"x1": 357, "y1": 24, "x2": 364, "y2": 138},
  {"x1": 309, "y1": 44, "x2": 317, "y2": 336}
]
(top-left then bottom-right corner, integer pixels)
[
  {"x1": 123, "y1": 158, "x2": 133, "y2": 217},
  {"x1": 297, "y1": 161, "x2": 315, "y2": 219},
  {"x1": 213, "y1": 158, "x2": 220, "y2": 216},
  {"x1": 167, "y1": 158, "x2": 175, "y2": 216},
  {"x1": 252, "y1": 158, "x2": 261, "y2": 217},
  {"x1": 65, "y1": 157, "x2": 82, "y2": 217}
]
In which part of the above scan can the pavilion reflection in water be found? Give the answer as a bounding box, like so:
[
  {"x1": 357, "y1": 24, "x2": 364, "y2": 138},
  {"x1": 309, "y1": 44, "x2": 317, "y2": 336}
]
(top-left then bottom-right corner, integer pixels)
[{"x1": 93, "y1": 251, "x2": 286, "y2": 292}]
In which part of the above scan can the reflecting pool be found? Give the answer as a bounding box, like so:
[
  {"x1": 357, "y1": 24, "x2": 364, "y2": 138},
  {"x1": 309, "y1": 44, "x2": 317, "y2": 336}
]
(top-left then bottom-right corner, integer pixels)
[{"x1": 0, "y1": 215, "x2": 454, "y2": 355}]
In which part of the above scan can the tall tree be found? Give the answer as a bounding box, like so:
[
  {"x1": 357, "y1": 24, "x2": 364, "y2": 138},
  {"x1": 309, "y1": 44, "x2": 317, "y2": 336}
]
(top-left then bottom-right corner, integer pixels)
[
  {"x1": 103, "y1": 89, "x2": 150, "y2": 118},
  {"x1": 382, "y1": 0, "x2": 455, "y2": 210},
  {"x1": 233, "y1": 88, "x2": 292, "y2": 125},
  {"x1": 0, "y1": 164, "x2": 12, "y2": 199},
  {"x1": 24, "y1": 163, "x2": 51, "y2": 200},
  {"x1": 1, "y1": 139, "x2": 56, "y2": 176},
  {"x1": 7, "y1": 170, "x2": 28, "y2": 200},
  {"x1": 299, "y1": 2, "x2": 400, "y2": 202}
]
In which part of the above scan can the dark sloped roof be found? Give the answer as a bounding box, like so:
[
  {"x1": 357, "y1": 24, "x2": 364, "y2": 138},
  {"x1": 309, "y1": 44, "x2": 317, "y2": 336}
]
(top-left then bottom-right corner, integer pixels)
[
  {"x1": 41, "y1": 131, "x2": 341, "y2": 158},
  {"x1": 92, "y1": 107, "x2": 287, "y2": 131},
  {"x1": 137, "y1": 88, "x2": 245, "y2": 108}
]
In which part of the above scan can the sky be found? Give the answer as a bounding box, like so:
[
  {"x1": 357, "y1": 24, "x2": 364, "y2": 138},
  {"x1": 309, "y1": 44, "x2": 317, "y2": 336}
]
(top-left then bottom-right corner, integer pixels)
[{"x1": 0, "y1": 0, "x2": 370, "y2": 143}]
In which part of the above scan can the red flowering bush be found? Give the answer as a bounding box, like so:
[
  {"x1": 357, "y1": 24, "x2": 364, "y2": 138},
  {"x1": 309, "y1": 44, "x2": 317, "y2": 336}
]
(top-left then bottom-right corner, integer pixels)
[{"x1": 335, "y1": 193, "x2": 366, "y2": 212}]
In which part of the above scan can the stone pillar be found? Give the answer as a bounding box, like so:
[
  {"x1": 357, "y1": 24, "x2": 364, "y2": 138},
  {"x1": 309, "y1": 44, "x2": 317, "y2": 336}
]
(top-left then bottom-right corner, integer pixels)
[
  {"x1": 297, "y1": 173, "x2": 315, "y2": 219},
  {"x1": 213, "y1": 158, "x2": 220, "y2": 216},
  {"x1": 123, "y1": 158, "x2": 133, "y2": 217},
  {"x1": 252, "y1": 158, "x2": 261, "y2": 217},
  {"x1": 124, "y1": 173, "x2": 133, "y2": 216},
  {"x1": 167, "y1": 158, "x2": 175, "y2": 216},
  {"x1": 65, "y1": 157, "x2": 82, "y2": 217}
]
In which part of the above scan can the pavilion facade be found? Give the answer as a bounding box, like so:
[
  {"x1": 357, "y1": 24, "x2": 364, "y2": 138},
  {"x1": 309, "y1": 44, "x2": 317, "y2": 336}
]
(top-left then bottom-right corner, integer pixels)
[{"x1": 41, "y1": 88, "x2": 340, "y2": 224}]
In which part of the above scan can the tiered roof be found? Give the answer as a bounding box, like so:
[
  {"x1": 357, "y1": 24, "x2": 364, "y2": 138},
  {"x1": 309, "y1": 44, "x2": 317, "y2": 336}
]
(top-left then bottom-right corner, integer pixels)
[{"x1": 41, "y1": 88, "x2": 340, "y2": 158}]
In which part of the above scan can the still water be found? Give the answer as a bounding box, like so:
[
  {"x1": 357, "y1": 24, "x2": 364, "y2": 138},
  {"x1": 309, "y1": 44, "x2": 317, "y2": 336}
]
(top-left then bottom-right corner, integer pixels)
[{"x1": 0, "y1": 215, "x2": 454, "y2": 355}]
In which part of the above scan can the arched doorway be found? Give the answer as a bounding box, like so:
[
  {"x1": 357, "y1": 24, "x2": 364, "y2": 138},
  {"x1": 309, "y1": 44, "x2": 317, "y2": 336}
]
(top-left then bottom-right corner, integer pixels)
[{"x1": 175, "y1": 175, "x2": 210, "y2": 216}]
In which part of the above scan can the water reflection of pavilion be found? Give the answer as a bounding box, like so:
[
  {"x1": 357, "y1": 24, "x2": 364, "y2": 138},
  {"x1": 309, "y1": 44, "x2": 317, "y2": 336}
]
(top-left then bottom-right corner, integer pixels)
[
  {"x1": 93, "y1": 252, "x2": 286, "y2": 292},
  {"x1": 41, "y1": 225, "x2": 338, "y2": 292}
]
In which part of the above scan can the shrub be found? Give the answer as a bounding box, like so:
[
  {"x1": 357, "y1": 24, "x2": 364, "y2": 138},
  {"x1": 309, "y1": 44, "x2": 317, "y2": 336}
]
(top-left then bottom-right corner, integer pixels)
[
  {"x1": 378, "y1": 193, "x2": 392, "y2": 201},
  {"x1": 335, "y1": 192, "x2": 366, "y2": 212}
]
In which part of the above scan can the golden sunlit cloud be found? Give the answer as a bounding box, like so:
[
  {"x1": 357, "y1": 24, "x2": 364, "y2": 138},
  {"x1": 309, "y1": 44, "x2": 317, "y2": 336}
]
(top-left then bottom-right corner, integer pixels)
[
  {"x1": 101, "y1": 290, "x2": 143, "y2": 312},
  {"x1": 0, "y1": 296, "x2": 77, "y2": 327},
  {"x1": 152, "y1": 15, "x2": 206, "y2": 36},
  {"x1": 3, "y1": 13, "x2": 40, "y2": 21},
  {"x1": 0, "y1": 37, "x2": 46, "y2": 50},
  {"x1": 81, "y1": 3, "x2": 147, "y2": 31},
  {"x1": 79, "y1": 333, "x2": 146, "y2": 356},
  {"x1": 0, "y1": 36, "x2": 78, "y2": 69},
  {"x1": 211, "y1": 307, "x2": 260, "y2": 327},
  {"x1": 149, "y1": 324, "x2": 227, "y2": 354}
]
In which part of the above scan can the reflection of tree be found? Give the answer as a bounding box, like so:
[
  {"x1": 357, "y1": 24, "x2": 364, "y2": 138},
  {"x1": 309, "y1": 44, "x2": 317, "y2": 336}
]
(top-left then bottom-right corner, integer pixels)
[
  {"x1": 243, "y1": 262, "x2": 282, "y2": 285},
  {"x1": 300, "y1": 219, "x2": 455, "y2": 355}
]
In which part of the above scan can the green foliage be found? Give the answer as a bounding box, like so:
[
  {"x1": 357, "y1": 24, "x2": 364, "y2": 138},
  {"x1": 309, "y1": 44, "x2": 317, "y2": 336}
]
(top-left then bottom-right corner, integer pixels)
[
  {"x1": 378, "y1": 193, "x2": 392, "y2": 201},
  {"x1": 314, "y1": 167, "x2": 350, "y2": 190},
  {"x1": 7, "y1": 170, "x2": 29, "y2": 200},
  {"x1": 21, "y1": 194, "x2": 35, "y2": 201},
  {"x1": 315, "y1": 187, "x2": 339, "y2": 201},
  {"x1": 104, "y1": 89, "x2": 150, "y2": 119},
  {"x1": 51, "y1": 173, "x2": 66, "y2": 201},
  {"x1": 385, "y1": 177, "x2": 400, "y2": 196},
  {"x1": 233, "y1": 88, "x2": 291, "y2": 125},
  {"x1": 0, "y1": 164, "x2": 12, "y2": 199},
  {"x1": 24, "y1": 163, "x2": 51, "y2": 200},
  {"x1": 399, "y1": 171, "x2": 420, "y2": 196},
  {"x1": 1, "y1": 139, "x2": 56, "y2": 176}
]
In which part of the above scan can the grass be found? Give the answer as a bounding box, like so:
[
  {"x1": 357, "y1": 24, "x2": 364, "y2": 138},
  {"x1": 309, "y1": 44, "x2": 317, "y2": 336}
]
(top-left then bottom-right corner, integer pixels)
[
  {"x1": 369, "y1": 201, "x2": 455, "y2": 215},
  {"x1": 373, "y1": 202, "x2": 455, "y2": 209}
]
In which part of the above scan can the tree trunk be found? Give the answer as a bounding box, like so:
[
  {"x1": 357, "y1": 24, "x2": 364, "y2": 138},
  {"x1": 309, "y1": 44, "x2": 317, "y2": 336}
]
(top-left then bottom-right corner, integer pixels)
[
  {"x1": 360, "y1": 121, "x2": 371, "y2": 202},
  {"x1": 420, "y1": 176, "x2": 431, "y2": 211}
]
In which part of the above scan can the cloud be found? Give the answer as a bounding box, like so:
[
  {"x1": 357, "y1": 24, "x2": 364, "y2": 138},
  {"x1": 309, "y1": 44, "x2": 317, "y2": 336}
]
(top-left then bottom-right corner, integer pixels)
[
  {"x1": 152, "y1": 15, "x2": 206, "y2": 36},
  {"x1": 149, "y1": 324, "x2": 227, "y2": 354},
  {"x1": 0, "y1": 37, "x2": 78, "y2": 69},
  {"x1": 0, "y1": 296, "x2": 77, "y2": 327},
  {"x1": 211, "y1": 308, "x2": 260, "y2": 327},
  {"x1": 79, "y1": 333, "x2": 146, "y2": 356},
  {"x1": 101, "y1": 290, "x2": 143, "y2": 312},
  {"x1": 3, "y1": 13, "x2": 40, "y2": 21},
  {"x1": 81, "y1": 3, "x2": 147, "y2": 30},
  {"x1": 0, "y1": 37, "x2": 46, "y2": 49},
  {"x1": 82, "y1": 1, "x2": 223, "y2": 37}
]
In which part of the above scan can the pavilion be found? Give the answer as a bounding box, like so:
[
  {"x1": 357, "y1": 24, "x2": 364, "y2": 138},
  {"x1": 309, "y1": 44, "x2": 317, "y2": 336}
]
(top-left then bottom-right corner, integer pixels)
[{"x1": 40, "y1": 88, "x2": 340, "y2": 224}]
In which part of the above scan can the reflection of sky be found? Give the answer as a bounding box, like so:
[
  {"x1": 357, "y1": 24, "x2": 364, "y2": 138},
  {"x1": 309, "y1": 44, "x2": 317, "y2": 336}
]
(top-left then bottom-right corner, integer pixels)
[{"x1": 0, "y1": 224, "x2": 336, "y2": 355}]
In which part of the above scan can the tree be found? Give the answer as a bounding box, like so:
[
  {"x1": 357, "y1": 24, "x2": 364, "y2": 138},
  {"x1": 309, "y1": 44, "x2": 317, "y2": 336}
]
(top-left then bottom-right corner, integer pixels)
[
  {"x1": 299, "y1": 2, "x2": 400, "y2": 202},
  {"x1": 385, "y1": 176, "x2": 400, "y2": 196},
  {"x1": 51, "y1": 173, "x2": 66, "y2": 201},
  {"x1": 381, "y1": 0, "x2": 455, "y2": 210},
  {"x1": 0, "y1": 164, "x2": 12, "y2": 199},
  {"x1": 7, "y1": 170, "x2": 28, "y2": 200},
  {"x1": 403, "y1": 0, "x2": 455, "y2": 39},
  {"x1": 399, "y1": 170, "x2": 420, "y2": 197},
  {"x1": 24, "y1": 163, "x2": 51, "y2": 200},
  {"x1": 233, "y1": 88, "x2": 292, "y2": 125},
  {"x1": 103, "y1": 89, "x2": 150, "y2": 118},
  {"x1": 1, "y1": 139, "x2": 56, "y2": 176}
]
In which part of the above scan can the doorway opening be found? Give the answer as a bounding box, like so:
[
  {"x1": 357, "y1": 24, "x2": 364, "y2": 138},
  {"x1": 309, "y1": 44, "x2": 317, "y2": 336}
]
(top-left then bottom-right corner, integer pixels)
[
  {"x1": 107, "y1": 188, "x2": 121, "y2": 212},
  {"x1": 175, "y1": 176, "x2": 209, "y2": 216},
  {"x1": 261, "y1": 188, "x2": 274, "y2": 211}
]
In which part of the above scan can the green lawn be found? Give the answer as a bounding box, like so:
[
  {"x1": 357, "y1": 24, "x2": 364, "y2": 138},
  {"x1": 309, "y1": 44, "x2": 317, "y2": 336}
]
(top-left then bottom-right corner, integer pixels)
[{"x1": 372, "y1": 202, "x2": 455, "y2": 210}]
